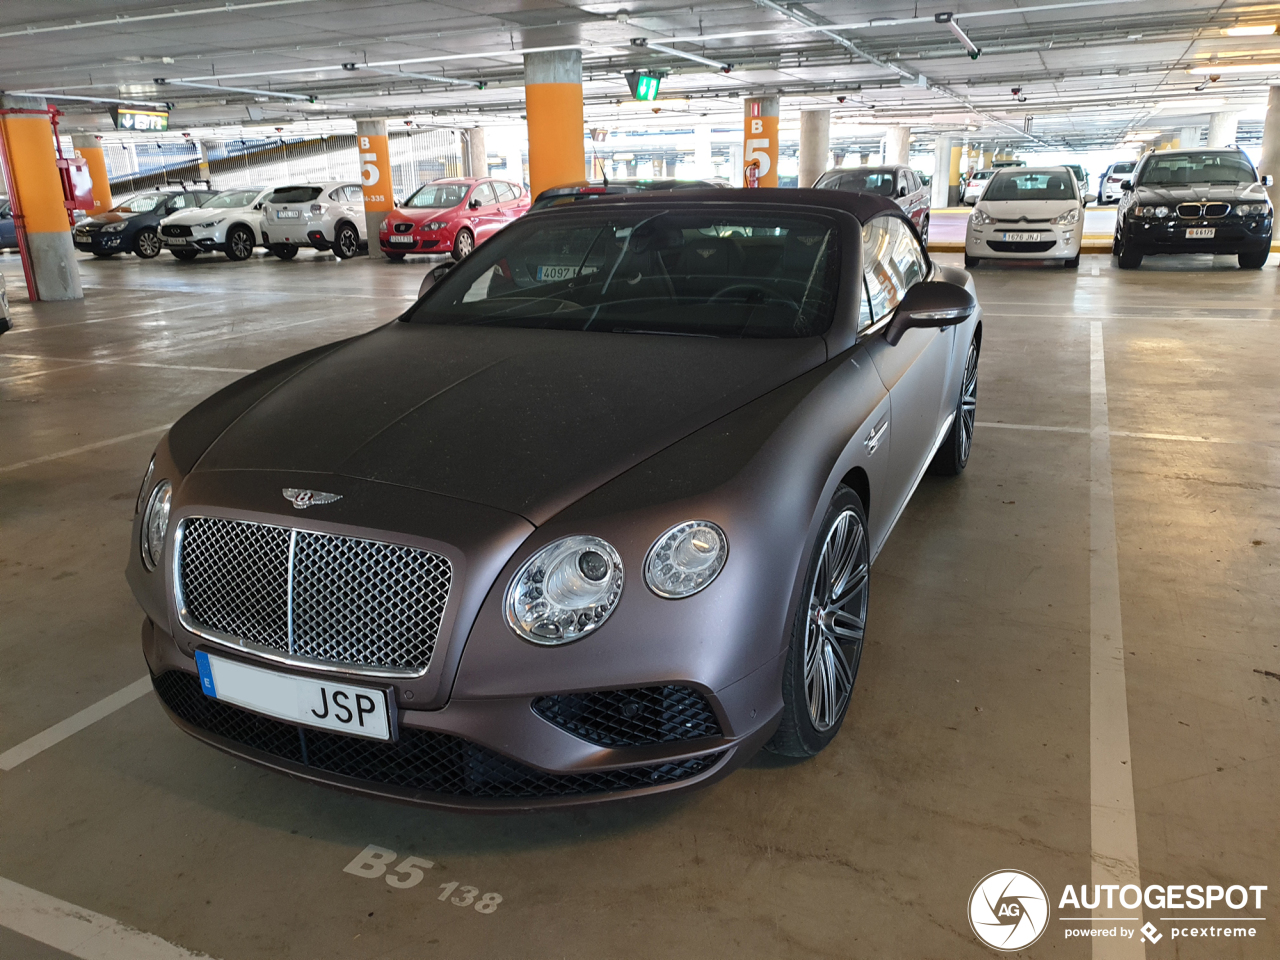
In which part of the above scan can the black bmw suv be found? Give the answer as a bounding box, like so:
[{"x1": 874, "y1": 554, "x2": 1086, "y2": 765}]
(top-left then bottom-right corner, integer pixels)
[{"x1": 1113, "y1": 148, "x2": 1273, "y2": 269}]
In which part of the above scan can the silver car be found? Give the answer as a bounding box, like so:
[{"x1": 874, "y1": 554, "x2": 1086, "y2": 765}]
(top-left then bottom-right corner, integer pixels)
[
  {"x1": 259, "y1": 181, "x2": 366, "y2": 260},
  {"x1": 159, "y1": 186, "x2": 271, "y2": 261}
]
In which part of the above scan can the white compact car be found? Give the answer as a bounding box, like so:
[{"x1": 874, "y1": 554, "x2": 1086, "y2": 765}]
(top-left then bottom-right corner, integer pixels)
[
  {"x1": 159, "y1": 186, "x2": 270, "y2": 261},
  {"x1": 962, "y1": 169, "x2": 994, "y2": 205},
  {"x1": 1098, "y1": 160, "x2": 1136, "y2": 204},
  {"x1": 259, "y1": 182, "x2": 366, "y2": 260},
  {"x1": 965, "y1": 166, "x2": 1095, "y2": 269}
]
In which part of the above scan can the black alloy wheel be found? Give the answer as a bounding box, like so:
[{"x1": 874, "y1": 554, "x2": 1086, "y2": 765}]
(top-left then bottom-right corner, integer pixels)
[
  {"x1": 271, "y1": 244, "x2": 299, "y2": 260},
  {"x1": 452, "y1": 227, "x2": 474, "y2": 262},
  {"x1": 333, "y1": 222, "x2": 360, "y2": 259},
  {"x1": 134, "y1": 228, "x2": 162, "y2": 259},
  {"x1": 767, "y1": 485, "x2": 870, "y2": 758},
  {"x1": 929, "y1": 336, "x2": 980, "y2": 476},
  {"x1": 225, "y1": 225, "x2": 254, "y2": 262},
  {"x1": 171, "y1": 249, "x2": 199, "y2": 261}
]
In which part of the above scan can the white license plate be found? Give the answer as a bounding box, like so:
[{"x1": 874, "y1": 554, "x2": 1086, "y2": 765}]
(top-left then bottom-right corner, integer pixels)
[
  {"x1": 195, "y1": 650, "x2": 392, "y2": 741},
  {"x1": 168, "y1": 238, "x2": 188, "y2": 245},
  {"x1": 1186, "y1": 227, "x2": 1215, "y2": 238},
  {"x1": 1001, "y1": 232, "x2": 1042, "y2": 242},
  {"x1": 388, "y1": 236, "x2": 415, "y2": 244},
  {"x1": 276, "y1": 210, "x2": 301, "y2": 219},
  {"x1": 537, "y1": 264, "x2": 578, "y2": 281}
]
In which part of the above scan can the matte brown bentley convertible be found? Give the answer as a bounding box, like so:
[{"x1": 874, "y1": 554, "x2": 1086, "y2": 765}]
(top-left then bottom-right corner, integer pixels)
[{"x1": 128, "y1": 189, "x2": 982, "y2": 810}]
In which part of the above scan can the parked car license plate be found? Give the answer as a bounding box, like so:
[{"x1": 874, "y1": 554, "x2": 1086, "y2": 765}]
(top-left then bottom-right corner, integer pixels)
[
  {"x1": 276, "y1": 210, "x2": 301, "y2": 219},
  {"x1": 1186, "y1": 227, "x2": 1215, "y2": 238},
  {"x1": 168, "y1": 238, "x2": 187, "y2": 245},
  {"x1": 537, "y1": 265, "x2": 578, "y2": 281},
  {"x1": 194, "y1": 650, "x2": 392, "y2": 740},
  {"x1": 1001, "y1": 232, "x2": 1042, "y2": 242},
  {"x1": 388, "y1": 236, "x2": 415, "y2": 244}
]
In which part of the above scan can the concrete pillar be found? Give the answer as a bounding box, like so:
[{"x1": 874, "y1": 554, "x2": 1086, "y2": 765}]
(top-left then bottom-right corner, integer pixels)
[
  {"x1": 1257, "y1": 87, "x2": 1280, "y2": 211},
  {"x1": 196, "y1": 140, "x2": 213, "y2": 183},
  {"x1": 883, "y1": 125, "x2": 910, "y2": 166},
  {"x1": 0, "y1": 95, "x2": 82, "y2": 301},
  {"x1": 743, "y1": 96, "x2": 779, "y2": 188},
  {"x1": 1207, "y1": 111, "x2": 1239, "y2": 148},
  {"x1": 798, "y1": 109, "x2": 830, "y2": 188},
  {"x1": 356, "y1": 119, "x2": 393, "y2": 260},
  {"x1": 931, "y1": 136, "x2": 951, "y2": 209},
  {"x1": 949, "y1": 144, "x2": 963, "y2": 206},
  {"x1": 523, "y1": 49, "x2": 585, "y2": 198},
  {"x1": 70, "y1": 133, "x2": 112, "y2": 216},
  {"x1": 463, "y1": 127, "x2": 486, "y2": 179},
  {"x1": 1178, "y1": 125, "x2": 1202, "y2": 149}
]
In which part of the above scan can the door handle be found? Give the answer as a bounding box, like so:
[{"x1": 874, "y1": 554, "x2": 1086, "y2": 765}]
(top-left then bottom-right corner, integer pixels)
[{"x1": 865, "y1": 418, "x2": 889, "y2": 455}]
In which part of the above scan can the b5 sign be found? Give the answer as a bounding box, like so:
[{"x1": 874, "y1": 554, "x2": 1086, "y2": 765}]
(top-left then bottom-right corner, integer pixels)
[
  {"x1": 743, "y1": 99, "x2": 779, "y2": 189},
  {"x1": 358, "y1": 134, "x2": 392, "y2": 211}
]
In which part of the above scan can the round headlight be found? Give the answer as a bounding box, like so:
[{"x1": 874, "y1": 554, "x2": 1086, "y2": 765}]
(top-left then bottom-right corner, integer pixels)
[
  {"x1": 1154, "y1": 205, "x2": 1170, "y2": 218},
  {"x1": 645, "y1": 520, "x2": 728, "y2": 599},
  {"x1": 141, "y1": 480, "x2": 172, "y2": 571},
  {"x1": 505, "y1": 535, "x2": 623, "y2": 644}
]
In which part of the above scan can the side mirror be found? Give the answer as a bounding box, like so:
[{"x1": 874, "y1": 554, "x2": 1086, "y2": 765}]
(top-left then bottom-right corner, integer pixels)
[
  {"x1": 1262, "y1": 175, "x2": 1274, "y2": 187},
  {"x1": 1084, "y1": 192, "x2": 1097, "y2": 205},
  {"x1": 254, "y1": 202, "x2": 263, "y2": 210},
  {"x1": 468, "y1": 198, "x2": 482, "y2": 210},
  {"x1": 898, "y1": 186, "x2": 909, "y2": 198},
  {"x1": 0, "y1": 208, "x2": 9, "y2": 219},
  {"x1": 417, "y1": 261, "x2": 454, "y2": 299},
  {"x1": 1120, "y1": 180, "x2": 1134, "y2": 192},
  {"x1": 884, "y1": 282, "x2": 976, "y2": 347}
]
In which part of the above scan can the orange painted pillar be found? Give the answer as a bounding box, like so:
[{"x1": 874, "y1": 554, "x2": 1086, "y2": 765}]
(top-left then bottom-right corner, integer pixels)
[
  {"x1": 0, "y1": 95, "x2": 82, "y2": 301},
  {"x1": 523, "y1": 50, "x2": 585, "y2": 199},
  {"x1": 71, "y1": 133, "x2": 112, "y2": 215},
  {"x1": 357, "y1": 119, "x2": 393, "y2": 260},
  {"x1": 743, "y1": 96, "x2": 780, "y2": 189}
]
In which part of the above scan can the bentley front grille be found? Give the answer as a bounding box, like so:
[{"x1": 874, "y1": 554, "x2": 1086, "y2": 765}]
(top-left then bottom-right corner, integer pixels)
[{"x1": 177, "y1": 517, "x2": 452, "y2": 673}]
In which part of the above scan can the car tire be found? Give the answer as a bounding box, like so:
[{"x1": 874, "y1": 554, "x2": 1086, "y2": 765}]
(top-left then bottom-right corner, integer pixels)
[
  {"x1": 766, "y1": 485, "x2": 870, "y2": 758},
  {"x1": 964, "y1": 254, "x2": 980, "y2": 268},
  {"x1": 92, "y1": 251, "x2": 116, "y2": 259},
  {"x1": 928, "y1": 336, "x2": 980, "y2": 476},
  {"x1": 1064, "y1": 254, "x2": 1080, "y2": 268},
  {"x1": 225, "y1": 225, "x2": 255, "y2": 262},
  {"x1": 919, "y1": 216, "x2": 930, "y2": 248},
  {"x1": 271, "y1": 244, "x2": 299, "y2": 260},
  {"x1": 1238, "y1": 248, "x2": 1268, "y2": 269},
  {"x1": 385, "y1": 251, "x2": 406, "y2": 262},
  {"x1": 333, "y1": 222, "x2": 360, "y2": 259},
  {"x1": 1114, "y1": 229, "x2": 1142, "y2": 269},
  {"x1": 134, "y1": 228, "x2": 162, "y2": 259},
  {"x1": 452, "y1": 227, "x2": 474, "y2": 261},
  {"x1": 171, "y1": 249, "x2": 199, "y2": 261}
]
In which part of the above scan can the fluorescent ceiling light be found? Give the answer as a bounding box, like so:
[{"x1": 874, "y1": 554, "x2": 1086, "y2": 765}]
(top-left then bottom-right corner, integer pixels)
[
  {"x1": 1223, "y1": 25, "x2": 1277, "y2": 37},
  {"x1": 1152, "y1": 98, "x2": 1228, "y2": 111},
  {"x1": 1188, "y1": 63, "x2": 1280, "y2": 74}
]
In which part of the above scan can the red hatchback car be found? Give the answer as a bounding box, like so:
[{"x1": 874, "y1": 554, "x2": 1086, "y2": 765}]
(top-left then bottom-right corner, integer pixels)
[{"x1": 379, "y1": 177, "x2": 530, "y2": 261}]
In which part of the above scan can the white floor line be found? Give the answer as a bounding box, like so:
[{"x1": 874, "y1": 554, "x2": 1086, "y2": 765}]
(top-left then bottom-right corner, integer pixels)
[
  {"x1": 1089, "y1": 320, "x2": 1145, "y2": 958},
  {"x1": 0, "y1": 362, "x2": 95, "y2": 385},
  {"x1": 977, "y1": 421, "x2": 1271, "y2": 447},
  {"x1": 0, "y1": 677, "x2": 152, "y2": 772},
  {"x1": 0, "y1": 354, "x2": 254, "y2": 375},
  {"x1": 0, "y1": 876, "x2": 210, "y2": 959},
  {"x1": 977, "y1": 421, "x2": 1089, "y2": 434},
  {"x1": 0, "y1": 425, "x2": 170, "y2": 475}
]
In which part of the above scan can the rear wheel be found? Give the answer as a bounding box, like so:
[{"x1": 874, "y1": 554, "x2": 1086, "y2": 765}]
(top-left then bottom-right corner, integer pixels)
[
  {"x1": 134, "y1": 228, "x2": 162, "y2": 259},
  {"x1": 1238, "y1": 248, "x2": 1268, "y2": 269},
  {"x1": 271, "y1": 244, "x2": 298, "y2": 260},
  {"x1": 964, "y1": 254, "x2": 980, "y2": 268},
  {"x1": 452, "y1": 227, "x2": 474, "y2": 261},
  {"x1": 333, "y1": 222, "x2": 360, "y2": 259},
  {"x1": 225, "y1": 225, "x2": 254, "y2": 261},
  {"x1": 171, "y1": 249, "x2": 199, "y2": 261},
  {"x1": 766, "y1": 486, "x2": 870, "y2": 758},
  {"x1": 929, "y1": 337, "x2": 980, "y2": 476}
]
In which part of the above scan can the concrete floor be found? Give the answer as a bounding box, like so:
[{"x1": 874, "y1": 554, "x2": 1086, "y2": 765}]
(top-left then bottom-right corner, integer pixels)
[{"x1": 1, "y1": 247, "x2": 1277, "y2": 959}]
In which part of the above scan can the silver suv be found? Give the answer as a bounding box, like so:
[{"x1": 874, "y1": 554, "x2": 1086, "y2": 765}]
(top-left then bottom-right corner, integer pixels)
[{"x1": 259, "y1": 182, "x2": 365, "y2": 259}]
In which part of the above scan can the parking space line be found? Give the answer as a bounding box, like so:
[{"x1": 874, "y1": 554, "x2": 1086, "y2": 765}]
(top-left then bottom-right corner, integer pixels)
[
  {"x1": 0, "y1": 876, "x2": 210, "y2": 959},
  {"x1": 1089, "y1": 320, "x2": 1146, "y2": 957},
  {"x1": 0, "y1": 427, "x2": 171, "y2": 475},
  {"x1": 0, "y1": 354, "x2": 255, "y2": 375},
  {"x1": 0, "y1": 677, "x2": 152, "y2": 772},
  {"x1": 977, "y1": 421, "x2": 1272, "y2": 447}
]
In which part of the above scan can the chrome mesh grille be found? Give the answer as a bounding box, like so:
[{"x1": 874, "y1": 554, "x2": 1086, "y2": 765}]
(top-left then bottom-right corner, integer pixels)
[{"x1": 178, "y1": 517, "x2": 452, "y2": 672}]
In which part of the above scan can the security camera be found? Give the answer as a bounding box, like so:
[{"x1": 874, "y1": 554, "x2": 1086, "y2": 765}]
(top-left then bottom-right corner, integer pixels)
[{"x1": 837, "y1": 95, "x2": 847, "y2": 103}]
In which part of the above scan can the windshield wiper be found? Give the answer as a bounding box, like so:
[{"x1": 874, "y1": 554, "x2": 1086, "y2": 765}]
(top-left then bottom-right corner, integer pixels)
[{"x1": 611, "y1": 328, "x2": 718, "y2": 338}]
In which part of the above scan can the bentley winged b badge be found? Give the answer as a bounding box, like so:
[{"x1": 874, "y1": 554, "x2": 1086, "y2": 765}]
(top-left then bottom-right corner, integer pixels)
[{"x1": 282, "y1": 488, "x2": 342, "y2": 510}]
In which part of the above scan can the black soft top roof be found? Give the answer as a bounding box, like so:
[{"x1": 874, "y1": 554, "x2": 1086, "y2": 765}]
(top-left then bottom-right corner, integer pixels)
[{"x1": 545, "y1": 187, "x2": 904, "y2": 223}]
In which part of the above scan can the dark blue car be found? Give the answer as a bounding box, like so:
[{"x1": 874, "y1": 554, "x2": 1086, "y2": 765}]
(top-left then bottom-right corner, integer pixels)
[
  {"x1": 72, "y1": 187, "x2": 216, "y2": 259},
  {"x1": 0, "y1": 198, "x2": 16, "y2": 252}
]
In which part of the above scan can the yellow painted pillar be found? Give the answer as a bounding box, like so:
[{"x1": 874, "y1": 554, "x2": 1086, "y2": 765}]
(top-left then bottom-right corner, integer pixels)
[
  {"x1": 982, "y1": 150, "x2": 994, "y2": 168},
  {"x1": 949, "y1": 144, "x2": 962, "y2": 207},
  {"x1": 0, "y1": 96, "x2": 81, "y2": 301},
  {"x1": 743, "y1": 96, "x2": 780, "y2": 188},
  {"x1": 70, "y1": 133, "x2": 112, "y2": 215},
  {"x1": 357, "y1": 119, "x2": 393, "y2": 260},
  {"x1": 523, "y1": 50, "x2": 585, "y2": 199}
]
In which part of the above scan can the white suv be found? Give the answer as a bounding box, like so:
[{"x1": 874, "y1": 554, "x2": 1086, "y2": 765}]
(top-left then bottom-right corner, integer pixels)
[
  {"x1": 259, "y1": 182, "x2": 366, "y2": 259},
  {"x1": 159, "y1": 186, "x2": 271, "y2": 261}
]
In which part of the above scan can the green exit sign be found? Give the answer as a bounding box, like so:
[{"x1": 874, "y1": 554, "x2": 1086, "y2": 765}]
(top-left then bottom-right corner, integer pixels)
[{"x1": 625, "y1": 71, "x2": 662, "y2": 101}]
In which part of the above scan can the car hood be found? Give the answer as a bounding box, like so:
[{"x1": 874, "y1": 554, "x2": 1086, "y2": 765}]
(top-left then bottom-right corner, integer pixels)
[
  {"x1": 79, "y1": 212, "x2": 135, "y2": 228},
  {"x1": 392, "y1": 206, "x2": 463, "y2": 222},
  {"x1": 163, "y1": 207, "x2": 246, "y2": 225},
  {"x1": 979, "y1": 199, "x2": 1078, "y2": 221},
  {"x1": 192, "y1": 323, "x2": 826, "y2": 524},
  {"x1": 1133, "y1": 182, "x2": 1268, "y2": 203}
]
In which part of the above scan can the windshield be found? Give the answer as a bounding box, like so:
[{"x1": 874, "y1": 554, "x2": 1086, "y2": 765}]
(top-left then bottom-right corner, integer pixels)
[
  {"x1": 267, "y1": 186, "x2": 323, "y2": 204},
  {"x1": 404, "y1": 183, "x2": 469, "y2": 208},
  {"x1": 109, "y1": 193, "x2": 169, "y2": 214},
  {"x1": 817, "y1": 171, "x2": 896, "y2": 196},
  {"x1": 407, "y1": 209, "x2": 842, "y2": 339},
  {"x1": 1138, "y1": 153, "x2": 1256, "y2": 185},
  {"x1": 204, "y1": 190, "x2": 262, "y2": 209},
  {"x1": 983, "y1": 171, "x2": 1076, "y2": 201}
]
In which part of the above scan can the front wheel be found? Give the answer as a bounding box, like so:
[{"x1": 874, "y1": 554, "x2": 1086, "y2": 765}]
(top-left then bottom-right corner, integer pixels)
[
  {"x1": 929, "y1": 336, "x2": 979, "y2": 476},
  {"x1": 384, "y1": 251, "x2": 406, "y2": 262},
  {"x1": 171, "y1": 249, "x2": 199, "y2": 261},
  {"x1": 134, "y1": 228, "x2": 162, "y2": 259},
  {"x1": 1114, "y1": 228, "x2": 1142, "y2": 269},
  {"x1": 766, "y1": 486, "x2": 870, "y2": 758},
  {"x1": 964, "y1": 254, "x2": 980, "y2": 268},
  {"x1": 225, "y1": 225, "x2": 255, "y2": 261},
  {"x1": 1064, "y1": 254, "x2": 1080, "y2": 268},
  {"x1": 333, "y1": 222, "x2": 360, "y2": 259},
  {"x1": 1239, "y1": 248, "x2": 1268, "y2": 269},
  {"x1": 451, "y1": 227, "x2": 474, "y2": 261},
  {"x1": 271, "y1": 244, "x2": 299, "y2": 260}
]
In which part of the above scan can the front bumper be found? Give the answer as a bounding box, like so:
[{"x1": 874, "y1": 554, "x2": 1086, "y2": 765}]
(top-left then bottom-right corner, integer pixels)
[
  {"x1": 966, "y1": 221, "x2": 1082, "y2": 259},
  {"x1": 1122, "y1": 217, "x2": 1272, "y2": 255},
  {"x1": 162, "y1": 226, "x2": 226, "y2": 253},
  {"x1": 73, "y1": 230, "x2": 127, "y2": 254},
  {"x1": 380, "y1": 229, "x2": 450, "y2": 254}
]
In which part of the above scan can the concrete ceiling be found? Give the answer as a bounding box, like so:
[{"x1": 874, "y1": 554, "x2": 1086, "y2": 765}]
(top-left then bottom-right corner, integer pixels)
[{"x1": 1, "y1": 0, "x2": 1277, "y2": 147}]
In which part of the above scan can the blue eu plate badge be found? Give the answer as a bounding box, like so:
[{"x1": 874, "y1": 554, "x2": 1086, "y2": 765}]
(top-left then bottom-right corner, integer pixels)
[{"x1": 195, "y1": 650, "x2": 217, "y2": 698}]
